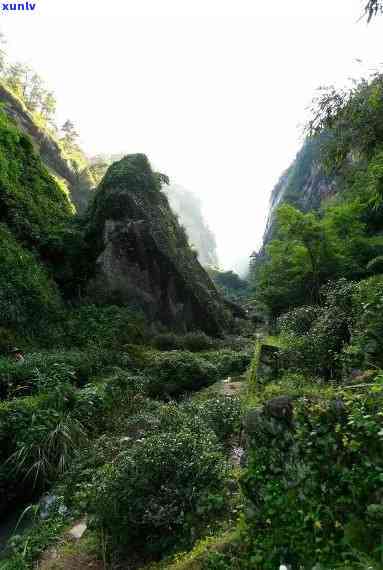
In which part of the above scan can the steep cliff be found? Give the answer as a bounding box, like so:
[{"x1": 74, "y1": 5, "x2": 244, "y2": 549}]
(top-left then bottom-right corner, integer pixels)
[
  {"x1": 263, "y1": 137, "x2": 337, "y2": 246},
  {"x1": 85, "y1": 154, "x2": 231, "y2": 335},
  {"x1": 0, "y1": 83, "x2": 94, "y2": 213},
  {"x1": 164, "y1": 184, "x2": 219, "y2": 267}
]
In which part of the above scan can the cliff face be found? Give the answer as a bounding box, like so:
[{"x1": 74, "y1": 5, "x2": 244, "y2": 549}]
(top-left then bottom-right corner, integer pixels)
[
  {"x1": 263, "y1": 137, "x2": 337, "y2": 246},
  {"x1": 164, "y1": 184, "x2": 219, "y2": 267},
  {"x1": 85, "y1": 154, "x2": 231, "y2": 335},
  {"x1": 0, "y1": 83, "x2": 93, "y2": 213}
]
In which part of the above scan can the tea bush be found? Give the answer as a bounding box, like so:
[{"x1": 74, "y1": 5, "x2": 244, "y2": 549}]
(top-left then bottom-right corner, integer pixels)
[
  {"x1": 182, "y1": 396, "x2": 242, "y2": 442},
  {"x1": 200, "y1": 349, "x2": 251, "y2": 377},
  {"x1": 0, "y1": 349, "x2": 137, "y2": 401},
  {"x1": 152, "y1": 332, "x2": 182, "y2": 351},
  {"x1": 58, "y1": 304, "x2": 148, "y2": 349},
  {"x1": 92, "y1": 427, "x2": 228, "y2": 555},
  {"x1": 152, "y1": 331, "x2": 216, "y2": 352},
  {"x1": 181, "y1": 332, "x2": 215, "y2": 352},
  {"x1": 145, "y1": 351, "x2": 218, "y2": 397}
]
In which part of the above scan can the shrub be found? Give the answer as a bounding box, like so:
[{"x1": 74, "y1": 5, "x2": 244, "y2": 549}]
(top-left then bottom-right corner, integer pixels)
[
  {"x1": 0, "y1": 349, "x2": 126, "y2": 401},
  {"x1": 182, "y1": 396, "x2": 242, "y2": 442},
  {"x1": 58, "y1": 304, "x2": 148, "y2": 350},
  {"x1": 201, "y1": 349, "x2": 251, "y2": 378},
  {"x1": 92, "y1": 428, "x2": 227, "y2": 555},
  {"x1": 349, "y1": 275, "x2": 383, "y2": 369},
  {"x1": 0, "y1": 225, "x2": 62, "y2": 333},
  {"x1": 181, "y1": 332, "x2": 215, "y2": 352},
  {"x1": 152, "y1": 331, "x2": 216, "y2": 352},
  {"x1": 145, "y1": 351, "x2": 218, "y2": 397},
  {"x1": 241, "y1": 387, "x2": 383, "y2": 568},
  {"x1": 152, "y1": 332, "x2": 182, "y2": 351},
  {"x1": 278, "y1": 305, "x2": 319, "y2": 335},
  {"x1": 279, "y1": 279, "x2": 355, "y2": 379},
  {"x1": 2, "y1": 508, "x2": 67, "y2": 569},
  {"x1": 5, "y1": 406, "x2": 86, "y2": 486}
]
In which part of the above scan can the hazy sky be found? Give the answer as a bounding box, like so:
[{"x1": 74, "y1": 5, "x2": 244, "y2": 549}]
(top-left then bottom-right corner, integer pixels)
[{"x1": 1, "y1": 0, "x2": 383, "y2": 273}]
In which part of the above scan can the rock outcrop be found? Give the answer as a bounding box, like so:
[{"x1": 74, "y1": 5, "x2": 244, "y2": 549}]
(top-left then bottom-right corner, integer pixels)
[{"x1": 85, "y1": 154, "x2": 231, "y2": 335}]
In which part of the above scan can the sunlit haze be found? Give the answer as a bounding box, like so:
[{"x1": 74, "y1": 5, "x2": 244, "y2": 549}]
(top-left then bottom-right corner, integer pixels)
[{"x1": 1, "y1": 0, "x2": 383, "y2": 273}]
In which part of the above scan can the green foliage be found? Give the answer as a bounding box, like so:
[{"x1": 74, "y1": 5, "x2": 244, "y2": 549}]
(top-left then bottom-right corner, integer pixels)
[
  {"x1": 241, "y1": 385, "x2": 383, "y2": 569},
  {"x1": 279, "y1": 279, "x2": 355, "y2": 379},
  {"x1": 153, "y1": 331, "x2": 215, "y2": 352},
  {"x1": 181, "y1": 332, "x2": 216, "y2": 352},
  {"x1": 1, "y1": 507, "x2": 67, "y2": 570},
  {"x1": 1, "y1": 393, "x2": 86, "y2": 488},
  {"x1": 348, "y1": 275, "x2": 383, "y2": 369},
  {"x1": 144, "y1": 350, "x2": 219, "y2": 397},
  {"x1": 255, "y1": 179, "x2": 383, "y2": 317},
  {"x1": 152, "y1": 332, "x2": 183, "y2": 351},
  {"x1": 200, "y1": 349, "x2": 251, "y2": 378},
  {"x1": 57, "y1": 304, "x2": 147, "y2": 349},
  {"x1": 182, "y1": 396, "x2": 242, "y2": 442},
  {"x1": 0, "y1": 225, "x2": 62, "y2": 332},
  {"x1": 0, "y1": 348, "x2": 131, "y2": 401},
  {"x1": 92, "y1": 427, "x2": 228, "y2": 556},
  {"x1": 254, "y1": 75, "x2": 383, "y2": 318},
  {"x1": 307, "y1": 75, "x2": 383, "y2": 169},
  {"x1": 0, "y1": 327, "x2": 17, "y2": 355},
  {"x1": 208, "y1": 269, "x2": 249, "y2": 302},
  {"x1": 0, "y1": 110, "x2": 73, "y2": 247},
  {"x1": 279, "y1": 305, "x2": 320, "y2": 335}
]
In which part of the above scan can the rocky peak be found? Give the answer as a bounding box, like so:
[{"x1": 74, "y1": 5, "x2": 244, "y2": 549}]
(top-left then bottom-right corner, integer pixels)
[{"x1": 86, "y1": 154, "x2": 231, "y2": 335}]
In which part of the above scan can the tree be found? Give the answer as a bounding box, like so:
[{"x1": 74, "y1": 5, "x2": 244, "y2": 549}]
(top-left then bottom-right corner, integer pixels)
[
  {"x1": 306, "y1": 74, "x2": 383, "y2": 174},
  {"x1": 277, "y1": 204, "x2": 333, "y2": 298},
  {"x1": 254, "y1": 204, "x2": 341, "y2": 317},
  {"x1": 26, "y1": 73, "x2": 45, "y2": 112},
  {"x1": 60, "y1": 120, "x2": 79, "y2": 152},
  {"x1": 61, "y1": 120, "x2": 78, "y2": 144},
  {"x1": 5, "y1": 63, "x2": 32, "y2": 99},
  {"x1": 40, "y1": 91, "x2": 57, "y2": 122},
  {"x1": 365, "y1": 0, "x2": 383, "y2": 21}
]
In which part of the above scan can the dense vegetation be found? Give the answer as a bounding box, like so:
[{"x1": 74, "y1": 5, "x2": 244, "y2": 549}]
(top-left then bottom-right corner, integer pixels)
[
  {"x1": 235, "y1": 72, "x2": 383, "y2": 569},
  {"x1": 252, "y1": 73, "x2": 383, "y2": 318},
  {"x1": 3, "y1": 22, "x2": 383, "y2": 570},
  {"x1": 0, "y1": 83, "x2": 251, "y2": 570}
]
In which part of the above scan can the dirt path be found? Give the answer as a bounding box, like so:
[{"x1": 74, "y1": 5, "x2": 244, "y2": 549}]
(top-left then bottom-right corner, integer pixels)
[
  {"x1": 39, "y1": 549, "x2": 104, "y2": 570},
  {"x1": 222, "y1": 378, "x2": 243, "y2": 396}
]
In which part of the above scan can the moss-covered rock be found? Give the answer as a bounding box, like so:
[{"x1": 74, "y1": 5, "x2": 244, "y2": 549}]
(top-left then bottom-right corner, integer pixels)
[
  {"x1": 85, "y1": 154, "x2": 231, "y2": 335},
  {"x1": 0, "y1": 109, "x2": 77, "y2": 334},
  {"x1": 0, "y1": 225, "x2": 62, "y2": 330},
  {"x1": 0, "y1": 82, "x2": 94, "y2": 213},
  {"x1": 0, "y1": 109, "x2": 72, "y2": 248}
]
